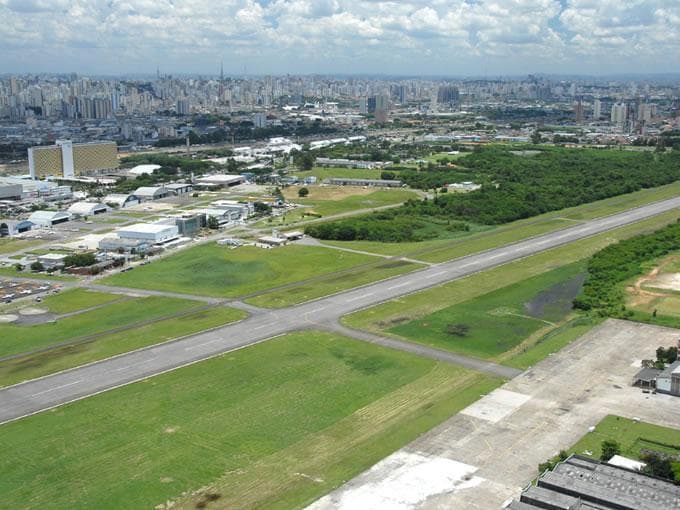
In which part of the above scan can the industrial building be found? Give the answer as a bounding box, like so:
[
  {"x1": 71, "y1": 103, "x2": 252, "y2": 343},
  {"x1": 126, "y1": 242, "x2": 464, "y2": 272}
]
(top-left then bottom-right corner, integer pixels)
[
  {"x1": 133, "y1": 186, "x2": 175, "y2": 201},
  {"x1": 98, "y1": 236, "x2": 149, "y2": 254},
  {"x1": 315, "y1": 158, "x2": 387, "y2": 169},
  {"x1": 194, "y1": 174, "x2": 245, "y2": 189},
  {"x1": 67, "y1": 202, "x2": 108, "y2": 217},
  {"x1": 28, "y1": 140, "x2": 118, "y2": 179},
  {"x1": 0, "y1": 182, "x2": 23, "y2": 200},
  {"x1": 37, "y1": 253, "x2": 68, "y2": 269},
  {"x1": 632, "y1": 359, "x2": 680, "y2": 396},
  {"x1": 165, "y1": 183, "x2": 193, "y2": 196},
  {"x1": 116, "y1": 223, "x2": 179, "y2": 244},
  {"x1": 324, "y1": 178, "x2": 403, "y2": 188},
  {"x1": 0, "y1": 219, "x2": 33, "y2": 237},
  {"x1": 28, "y1": 210, "x2": 72, "y2": 228},
  {"x1": 505, "y1": 455, "x2": 680, "y2": 510},
  {"x1": 103, "y1": 193, "x2": 140, "y2": 209}
]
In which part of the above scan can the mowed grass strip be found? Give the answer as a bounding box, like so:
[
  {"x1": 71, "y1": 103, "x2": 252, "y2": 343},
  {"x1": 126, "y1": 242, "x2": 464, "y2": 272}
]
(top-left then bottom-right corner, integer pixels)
[
  {"x1": 389, "y1": 262, "x2": 586, "y2": 359},
  {"x1": 246, "y1": 258, "x2": 423, "y2": 308},
  {"x1": 344, "y1": 210, "x2": 680, "y2": 353},
  {"x1": 0, "y1": 296, "x2": 199, "y2": 359},
  {"x1": 0, "y1": 331, "x2": 499, "y2": 510},
  {"x1": 101, "y1": 244, "x2": 385, "y2": 298},
  {"x1": 0, "y1": 306, "x2": 246, "y2": 387}
]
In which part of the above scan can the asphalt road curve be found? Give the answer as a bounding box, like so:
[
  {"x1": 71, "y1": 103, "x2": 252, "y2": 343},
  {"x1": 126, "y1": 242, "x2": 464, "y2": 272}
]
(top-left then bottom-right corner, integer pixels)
[{"x1": 0, "y1": 196, "x2": 678, "y2": 425}]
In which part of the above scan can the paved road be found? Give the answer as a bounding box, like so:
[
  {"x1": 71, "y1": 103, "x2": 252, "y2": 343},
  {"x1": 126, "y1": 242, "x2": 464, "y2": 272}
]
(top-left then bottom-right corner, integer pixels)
[{"x1": 0, "y1": 196, "x2": 678, "y2": 425}]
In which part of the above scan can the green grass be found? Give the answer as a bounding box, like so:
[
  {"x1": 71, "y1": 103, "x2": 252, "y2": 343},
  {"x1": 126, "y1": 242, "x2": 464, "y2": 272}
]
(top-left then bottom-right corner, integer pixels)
[
  {"x1": 32, "y1": 289, "x2": 122, "y2": 314},
  {"x1": 246, "y1": 258, "x2": 423, "y2": 308},
  {"x1": 0, "y1": 296, "x2": 199, "y2": 359},
  {"x1": 389, "y1": 262, "x2": 586, "y2": 359},
  {"x1": 0, "y1": 306, "x2": 246, "y2": 387},
  {"x1": 0, "y1": 267, "x2": 77, "y2": 281},
  {"x1": 0, "y1": 331, "x2": 502, "y2": 509},
  {"x1": 294, "y1": 166, "x2": 385, "y2": 181},
  {"x1": 319, "y1": 181, "x2": 680, "y2": 261},
  {"x1": 0, "y1": 238, "x2": 43, "y2": 255},
  {"x1": 344, "y1": 209, "x2": 680, "y2": 352},
  {"x1": 557, "y1": 415, "x2": 680, "y2": 466},
  {"x1": 101, "y1": 244, "x2": 389, "y2": 299},
  {"x1": 504, "y1": 316, "x2": 602, "y2": 369}
]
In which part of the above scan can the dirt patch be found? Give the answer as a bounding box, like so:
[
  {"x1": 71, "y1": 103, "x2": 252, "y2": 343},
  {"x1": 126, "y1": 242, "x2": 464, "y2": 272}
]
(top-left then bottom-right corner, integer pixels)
[
  {"x1": 164, "y1": 426, "x2": 179, "y2": 434},
  {"x1": 643, "y1": 272, "x2": 680, "y2": 292},
  {"x1": 0, "y1": 314, "x2": 18, "y2": 323},
  {"x1": 18, "y1": 307, "x2": 48, "y2": 316}
]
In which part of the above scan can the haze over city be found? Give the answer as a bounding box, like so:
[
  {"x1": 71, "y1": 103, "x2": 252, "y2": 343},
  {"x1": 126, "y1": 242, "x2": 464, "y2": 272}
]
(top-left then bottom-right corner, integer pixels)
[{"x1": 2, "y1": 0, "x2": 680, "y2": 75}]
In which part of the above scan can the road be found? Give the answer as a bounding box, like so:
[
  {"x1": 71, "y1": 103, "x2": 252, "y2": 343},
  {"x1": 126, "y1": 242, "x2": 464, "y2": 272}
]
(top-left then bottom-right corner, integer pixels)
[{"x1": 0, "y1": 196, "x2": 678, "y2": 425}]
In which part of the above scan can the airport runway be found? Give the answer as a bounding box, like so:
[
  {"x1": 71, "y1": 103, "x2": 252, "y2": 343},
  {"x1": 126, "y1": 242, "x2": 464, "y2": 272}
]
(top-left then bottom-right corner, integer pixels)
[{"x1": 0, "y1": 196, "x2": 678, "y2": 425}]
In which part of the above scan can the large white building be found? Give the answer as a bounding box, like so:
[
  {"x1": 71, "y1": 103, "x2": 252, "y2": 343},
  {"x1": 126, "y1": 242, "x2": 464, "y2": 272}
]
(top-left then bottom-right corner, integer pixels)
[
  {"x1": 116, "y1": 223, "x2": 179, "y2": 244},
  {"x1": 28, "y1": 140, "x2": 118, "y2": 179}
]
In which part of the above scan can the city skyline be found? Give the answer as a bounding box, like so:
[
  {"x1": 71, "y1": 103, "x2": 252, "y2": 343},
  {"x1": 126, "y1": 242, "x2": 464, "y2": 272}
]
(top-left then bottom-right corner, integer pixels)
[{"x1": 1, "y1": 1, "x2": 679, "y2": 76}]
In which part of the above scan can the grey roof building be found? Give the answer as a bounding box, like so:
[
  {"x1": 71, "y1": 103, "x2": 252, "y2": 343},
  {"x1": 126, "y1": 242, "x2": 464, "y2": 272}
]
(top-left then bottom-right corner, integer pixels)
[{"x1": 506, "y1": 455, "x2": 680, "y2": 510}]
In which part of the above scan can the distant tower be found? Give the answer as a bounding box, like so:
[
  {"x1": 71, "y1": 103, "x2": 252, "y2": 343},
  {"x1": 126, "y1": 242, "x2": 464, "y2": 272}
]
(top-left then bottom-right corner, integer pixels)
[
  {"x1": 157, "y1": 65, "x2": 160, "y2": 80},
  {"x1": 219, "y1": 59, "x2": 225, "y2": 100}
]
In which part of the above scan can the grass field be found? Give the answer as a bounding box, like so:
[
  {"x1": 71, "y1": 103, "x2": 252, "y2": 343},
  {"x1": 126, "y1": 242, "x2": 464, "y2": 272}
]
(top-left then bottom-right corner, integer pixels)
[
  {"x1": 0, "y1": 295, "x2": 201, "y2": 360},
  {"x1": 0, "y1": 238, "x2": 43, "y2": 255},
  {"x1": 101, "y1": 243, "x2": 399, "y2": 300},
  {"x1": 246, "y1": 258, "x2": 423, "y2": 308},
  {"x1": 0, "y1": 267, "x2": 77, "y2": 281},
  {"x1": 344, "y1": 210, "x2": 680, "y2": 361},
  {"x1": 389, "y1": 262, "x2": 586, "y2": 359},
  {"x1": 294, "y1": 166, "x2": 386, "y2": 181},
  {"x1": 32, "y1": 288, "x2": 123, "y2": 314},
  {"x1": 0, "y1": 331, "x2": 501, "y2": 510},
  {"x1": 547, "y1": 415, "x2": 680, "y2": 480},
  {"x1": 0, "y1": 305, "x2": 245, "y2": 387},
  {"x1": 260, "y1": 187, "x2": 417, "y2": 228},
  {"x1": 320, "y1": 181, "x2": 680, "y2": 261}
]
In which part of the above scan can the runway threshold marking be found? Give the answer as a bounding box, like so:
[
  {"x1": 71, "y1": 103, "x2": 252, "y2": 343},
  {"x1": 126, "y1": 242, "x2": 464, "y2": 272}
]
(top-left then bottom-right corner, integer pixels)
[
  {"x1": 425, "y1": 271, "x2": 447, "y2": 279},
  {"x1": 388, "y1": 281, "x2": 411, "y2": 290},
  {"x1": 31, "y1": 380, "x2": 82, "y2": 397}
]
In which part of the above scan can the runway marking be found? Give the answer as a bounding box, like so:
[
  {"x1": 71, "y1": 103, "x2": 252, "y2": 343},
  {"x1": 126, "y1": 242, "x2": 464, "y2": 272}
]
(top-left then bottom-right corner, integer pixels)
[
  {"x1": 251, "y1": 323, "x2": 271, "y2": 331},
  {"x1": 425, "y1": 271, "x2": 447, "y2": 279},
  {"x1": 306, "y1": 307, "x2": 326, "y2": 314},
  {"x1": 114, "y1": 357, "x2": 157, "y2": 370},
  {"x1": 184, "y1": 339, "x2": 223, "y2": 351},
  {"x1": 346, "y1": 293, "x2": 373, "y2": 303},
  {"x1": 31, "y1": 380, "x2": 82, "y2": 397},
  {"x1": 388, "y1": 282, "x2": 411, "y2": 290}
]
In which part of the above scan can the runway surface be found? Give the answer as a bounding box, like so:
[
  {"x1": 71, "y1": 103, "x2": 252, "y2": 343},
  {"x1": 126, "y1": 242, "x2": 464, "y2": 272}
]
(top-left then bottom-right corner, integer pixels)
[{"x1": 0, "y1": 196, "x2": 678, "y2": 425}]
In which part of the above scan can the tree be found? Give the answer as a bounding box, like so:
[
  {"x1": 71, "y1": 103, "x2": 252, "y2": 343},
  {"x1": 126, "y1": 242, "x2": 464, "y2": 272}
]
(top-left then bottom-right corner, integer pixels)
[
  {"x1": 30, "y1": 261, "x2": 44, "y2": 272},
  {"x1": 640, "y1": 452, "x2": 675, "y2": 480},
  {"x1": 531, "y1": 130, "x2": 542, "y2": 144},
  {"x1": 600, "y1": 440, "x2": 621, "y2": 461},
  {"x1": 14, "y1": 263, "x2": 23, "y2": 272},
  {"x1": 298, "y1": 187, "x2": 309, "y2": 198},
  {"x1": 206, "y1": 216, "x2": 220, "y2": 229},
  {"x1": 64, "y1": 253, "x2": 96, "y2": 267}
]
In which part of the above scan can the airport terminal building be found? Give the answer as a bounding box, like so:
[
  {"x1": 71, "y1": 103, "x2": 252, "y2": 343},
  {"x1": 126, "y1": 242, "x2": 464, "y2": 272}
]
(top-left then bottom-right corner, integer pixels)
[{"x1": 28, "y1": 140, "x2": 118, "y2": 179}]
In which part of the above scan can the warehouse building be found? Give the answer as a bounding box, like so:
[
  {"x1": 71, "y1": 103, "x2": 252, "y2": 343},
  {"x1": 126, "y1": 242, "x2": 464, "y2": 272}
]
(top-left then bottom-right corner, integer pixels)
[
  {"x1": 116, "y1": 223, "x2": 179, "y2": 244},
  {"x1": 165, "y1": 183, "x2": 193, "y2": 196},
  {"x1": 98, "y1": 236, "x2": 150, "y2": 254},
  {"x1": 194, "y1": 174, "x2": 245, "y2": 189},
  {"x1": 103, "y1": 193, "x2": 140, "y2": 209},
  {"x1": 656, "y1": 360, "x2": 680, "y2": 396},
  {"x1": 0, "y1": 182, "x2": 23, "y2": 200},
  {"x1": 325, "y1": 178, "x2": 403, "y2": 188},
  {"x1": 28, "y1": 210, "x2": 72, "y2": 228},
  {"x1": 28, "y1": 140, "x2": 118, "y2": 179},
  {"x1": 67, "y1": 201, "x2": 108, "y2": 217},
  {"x1": 0, "y1": 219, "x2": 33, "y2": 237},
  {"x1": 505, "y1": 455, "x2": 680, "y2": 510},
  {"x1": 133, "y1": 186, "x2": 175, "y2": 201}
]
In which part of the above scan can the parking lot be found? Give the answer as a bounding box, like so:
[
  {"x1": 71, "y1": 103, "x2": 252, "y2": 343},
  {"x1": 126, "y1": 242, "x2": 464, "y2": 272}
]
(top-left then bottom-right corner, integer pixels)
[
  {"x1": 0, "y1": 279, "x2": 55, "y2": 304},
  {"x1": 309, "y1": 319, "x2": 680, "y2": 510}
]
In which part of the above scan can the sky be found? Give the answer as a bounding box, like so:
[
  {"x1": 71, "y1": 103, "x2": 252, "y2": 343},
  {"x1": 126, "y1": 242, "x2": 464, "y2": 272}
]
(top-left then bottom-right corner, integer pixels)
[{"x1": 0, "y1": 0, "x2": 678, "y2": 77}]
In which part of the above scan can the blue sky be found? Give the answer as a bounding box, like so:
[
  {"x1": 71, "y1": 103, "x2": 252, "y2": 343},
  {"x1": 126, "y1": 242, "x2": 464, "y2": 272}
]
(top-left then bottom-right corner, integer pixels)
[{"x1": 0, "y1": 0, "x2": 678, "y2": 76}]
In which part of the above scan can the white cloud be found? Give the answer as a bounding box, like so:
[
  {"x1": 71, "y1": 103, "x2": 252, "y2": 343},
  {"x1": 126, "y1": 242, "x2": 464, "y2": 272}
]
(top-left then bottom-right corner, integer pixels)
[{"x1": 0, "y1": 0, "x2": 677, "y2": 74}]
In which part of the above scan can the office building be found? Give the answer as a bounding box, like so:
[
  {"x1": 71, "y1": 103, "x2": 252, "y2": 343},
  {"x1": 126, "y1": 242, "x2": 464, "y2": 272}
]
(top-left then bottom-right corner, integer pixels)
[{"x1": 28, "y1": 140, "x2": 118, "y2": 179}]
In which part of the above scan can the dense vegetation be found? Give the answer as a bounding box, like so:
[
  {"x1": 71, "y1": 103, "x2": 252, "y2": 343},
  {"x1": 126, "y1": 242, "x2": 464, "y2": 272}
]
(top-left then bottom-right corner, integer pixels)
[
  {"x1": 307, "y1": 146, "x2": 680, "y2": 242},
  {"x1": 573, "y1": 221, "x2": 680, "y2": 316},
  {"x1": 305, "y1": 206, "x2": 469, "y2": 242}
]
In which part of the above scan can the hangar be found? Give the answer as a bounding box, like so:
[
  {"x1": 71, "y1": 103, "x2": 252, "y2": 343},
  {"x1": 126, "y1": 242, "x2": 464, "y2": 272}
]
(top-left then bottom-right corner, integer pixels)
[
  {"x1": 28, "y1": 210, "x2": 72, "y2": 228},
  {"x1": 0, "y1": 219, "x2": 33, "y2": 237},
  {"x1": 67, "y1": 201, "x2": 108, "y2": 217},
  {"x1": 116, "y1": 223, "x2": 179, "y2": 244}
]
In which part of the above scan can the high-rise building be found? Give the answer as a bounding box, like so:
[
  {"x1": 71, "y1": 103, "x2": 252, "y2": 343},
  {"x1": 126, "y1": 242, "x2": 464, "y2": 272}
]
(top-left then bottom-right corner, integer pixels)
[
  {"x1": 610, "y1": 102, "x2": 627, "y2": 126},
  {"x1": 437, "y1": 85, "x2": 460, "y2": 104},
  {"x1": 176, "y1": 99, "x2": 191, "y2": 116},
  {"x1": 593, "y1": 99, "x2": 601, "y2": 120},
  {"x1": 374, "y1": 94, "x2": 390, "y2": 123},
  {"x1": 28, "y1": 140, "x2": 118, "y2": 179},
  {"x1": 574, "y1": 99, "x2": 584, "y2": 123},
  {"x1": 253, "y1": 112, "x2": 267, "y2": 128}
]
